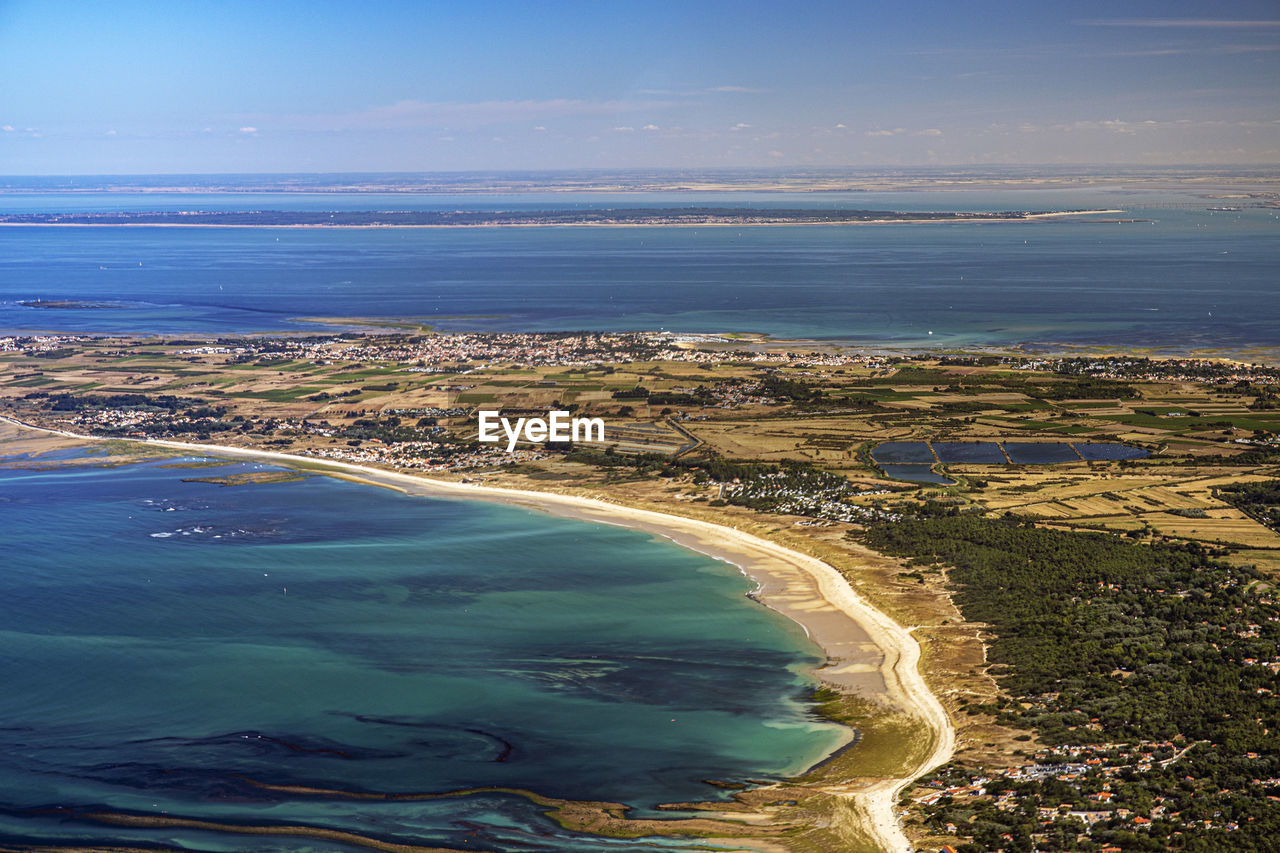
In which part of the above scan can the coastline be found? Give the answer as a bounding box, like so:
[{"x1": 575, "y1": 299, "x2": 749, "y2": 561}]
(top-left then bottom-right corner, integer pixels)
[
  {"x1": 0, "y1": 417, "x2": 954, "y2": 853},
  {"x1": 5, "y1": 324, "x2": 1273, "y2": 366},
  {"x1": 0, "y1": 210, "x2": 1123, "y2": 230}
]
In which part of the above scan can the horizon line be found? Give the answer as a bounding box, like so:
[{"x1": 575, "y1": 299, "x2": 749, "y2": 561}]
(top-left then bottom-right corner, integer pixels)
[{"x1": 2, "y1": 163, "x2": 1279, "y2": 181}]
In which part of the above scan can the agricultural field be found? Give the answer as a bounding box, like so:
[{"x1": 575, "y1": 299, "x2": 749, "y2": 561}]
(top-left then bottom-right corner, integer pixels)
[{"x1": 4, "y1": 333, "x2": 1279, "y2": 568}]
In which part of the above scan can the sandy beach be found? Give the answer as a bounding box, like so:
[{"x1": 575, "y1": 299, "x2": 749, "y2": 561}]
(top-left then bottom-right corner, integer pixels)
[{"x1": 0, "y1": 418, "x2": 954, "y2": 853}]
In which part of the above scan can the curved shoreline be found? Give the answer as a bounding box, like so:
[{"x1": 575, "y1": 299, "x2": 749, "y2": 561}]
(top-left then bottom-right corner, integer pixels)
[{"x1": 0, "y1": 418, "x2": 954, "y2": 853}]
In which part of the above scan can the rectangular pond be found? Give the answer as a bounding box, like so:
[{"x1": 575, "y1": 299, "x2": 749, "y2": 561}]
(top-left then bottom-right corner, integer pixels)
[
  {"x1": 871, "y1": 440, "x2": 1150, "y2": 484},
  {"x1": 931, "y1": 442, "x2": 1008, "y2": 464},
  {"x1": 870, "y1": 442, "x2": 936, "y2": 464},
  {"x1": 1001, "y1": 442, "x2": 1082, "y2": 464},
  {"x1": 1074, "y1": 442, "x2": 1151, "y2": 461},
  {"x1": 877, "y1": 464, "x2": 955, "y2": 485}
]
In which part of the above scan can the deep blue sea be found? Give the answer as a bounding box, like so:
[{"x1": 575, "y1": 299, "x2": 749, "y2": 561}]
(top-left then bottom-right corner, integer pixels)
[
  {"x1": 0, "y1": 454, "x2": 843, "y2": 851},
  {"x1": 1, "y1": 187, "x2": 1276, "y2": 349}
]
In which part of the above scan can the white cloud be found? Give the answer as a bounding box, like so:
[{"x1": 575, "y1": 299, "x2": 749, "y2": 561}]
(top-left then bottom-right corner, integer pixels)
[
  {"x1": 1098, "y1": 120, "x2": 1137, "y2": 134},
  {"x1": 1, "y1": 125, "x2": 13, "y2": 132},
  {"x1": 642, "y1": 124, "x2": 660, "y2": 131},
  {"x1": 1078, "y1": 18, "x2": 1280, "y2": 28},
  {"x1": 1107, "y1": 43, "x2": 1280, "y2": 57},
  {"x1": 613, "y1": 126, "x2": 635, "y2": 132},
  {"x1": 639, "y1": 85, "x2": 769, "y2": 97},
  {"x1": 239, "y1": 126, "x2": 258, "y2": 134},
  {"x1": 105, "y1": 129, "x2": 117, "y2": 136},
  {"x1": 260, "y1": 98, "x2": 670, "y2": 132},
  {"x1": 533, "y1": 125, "x2": 547, "y2": 132},
  {"x1": 914, "y1": 128, "x2": 943, "y2": 136},
  {"x1": 1002, "y1": 117, "x2": 1270, "y2": 137},
  {"x1": 731, "y1": 122, "x2": 751, "y2": 130},
  {"x1": 835, "y1": 123, "x2": 847, "y2": 129}
]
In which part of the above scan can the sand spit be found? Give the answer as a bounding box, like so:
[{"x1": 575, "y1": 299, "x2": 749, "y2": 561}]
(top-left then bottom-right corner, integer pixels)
[{"x1": 0, "y1": 210, "x2": 1122, "y2": 230}]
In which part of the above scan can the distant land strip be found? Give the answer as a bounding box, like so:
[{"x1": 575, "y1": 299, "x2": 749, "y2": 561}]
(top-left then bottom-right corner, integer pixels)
[{"x1": 0, "y1": 207, "x2": 1123, "y2": 228}]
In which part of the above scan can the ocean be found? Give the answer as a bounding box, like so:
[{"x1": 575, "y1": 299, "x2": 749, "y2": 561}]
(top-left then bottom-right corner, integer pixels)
[
  {"x1": 1, "y1": 187, "x2": 1277, "y2": 350},
  {"x1": 0, "y1": 452, "x2": 844, "y2": 851}
]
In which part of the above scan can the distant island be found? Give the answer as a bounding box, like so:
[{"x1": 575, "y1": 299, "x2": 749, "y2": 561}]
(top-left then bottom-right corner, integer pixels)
[
  {"x1": 0, "y1": 207, "x2": 1114, "y2": 227},
  {"x1": 18, "y1": 299, "x2": 123, "y2": 310}
]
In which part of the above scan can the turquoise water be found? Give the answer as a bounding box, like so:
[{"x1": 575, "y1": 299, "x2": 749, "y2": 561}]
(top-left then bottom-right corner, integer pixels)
[
  {"x1": 1, "y1": 187, "x2": 1277, "y2": 348},
  {"x1": 0, "y1": 454, "x2": 845, "y2": 851}
]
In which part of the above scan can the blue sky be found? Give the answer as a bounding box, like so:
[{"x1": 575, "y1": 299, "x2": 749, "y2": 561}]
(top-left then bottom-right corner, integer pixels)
[{"x1": 1, "y1": 0, "x2": 1278, "y2": 173}]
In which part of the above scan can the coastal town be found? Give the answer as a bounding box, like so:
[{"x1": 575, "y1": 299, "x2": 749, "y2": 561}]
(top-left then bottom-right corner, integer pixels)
[
  {"x1": 911, "y1": 738, "x2": 1246, "y2": 848},
  {"x1": 10, "y1": 330, "x2": 1280, "y2": 384}
]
